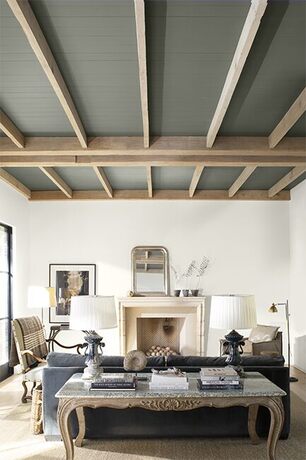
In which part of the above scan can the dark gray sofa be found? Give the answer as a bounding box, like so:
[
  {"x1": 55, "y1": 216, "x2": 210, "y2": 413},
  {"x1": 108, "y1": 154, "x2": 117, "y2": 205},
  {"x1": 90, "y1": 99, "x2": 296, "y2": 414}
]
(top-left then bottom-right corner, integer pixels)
[{"x1": 43, "y1": 353, "x2": 289, "y2": 441}]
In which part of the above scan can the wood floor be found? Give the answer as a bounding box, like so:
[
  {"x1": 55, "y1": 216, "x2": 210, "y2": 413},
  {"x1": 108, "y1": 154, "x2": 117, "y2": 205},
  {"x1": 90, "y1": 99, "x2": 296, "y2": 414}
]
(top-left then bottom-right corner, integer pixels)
[{"x1": 0, "y1": 367, "x2": 305, "y2": 460}]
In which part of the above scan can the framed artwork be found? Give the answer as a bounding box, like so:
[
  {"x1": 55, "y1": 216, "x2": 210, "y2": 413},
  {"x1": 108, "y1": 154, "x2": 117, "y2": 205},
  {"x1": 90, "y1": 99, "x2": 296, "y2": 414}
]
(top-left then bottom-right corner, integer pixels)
[{"x1": 49, "y1": 264, "x2": 96, "y2": 324}]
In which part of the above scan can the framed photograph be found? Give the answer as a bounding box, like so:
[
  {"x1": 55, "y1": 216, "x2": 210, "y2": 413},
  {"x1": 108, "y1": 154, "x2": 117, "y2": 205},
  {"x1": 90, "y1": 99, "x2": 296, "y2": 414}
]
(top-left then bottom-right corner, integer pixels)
[{"x1": 49, "y1": 264, "x2": 96, "y2": 324}]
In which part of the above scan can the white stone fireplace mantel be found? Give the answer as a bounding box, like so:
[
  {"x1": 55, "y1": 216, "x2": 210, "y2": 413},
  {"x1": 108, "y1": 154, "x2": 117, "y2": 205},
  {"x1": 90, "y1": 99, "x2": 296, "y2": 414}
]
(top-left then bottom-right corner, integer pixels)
[{"x1": 118, "y1": 296, "x2": 205, "y2": 356}]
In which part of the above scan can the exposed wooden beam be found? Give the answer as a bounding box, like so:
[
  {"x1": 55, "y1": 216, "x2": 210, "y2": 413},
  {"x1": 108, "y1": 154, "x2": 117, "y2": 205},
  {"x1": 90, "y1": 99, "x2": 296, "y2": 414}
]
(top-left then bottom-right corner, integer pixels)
[
  {"x1": 0, "y1": 110, "x2": 24, "y2": 148},
  {"x1": 146, "y1": 166, "x2": 153, "y2": 197},
  {"x1": 206, "y1": 0, "x2": 267, "y2": 148},
  {"x1": 189, "y1": 165, "x2": 205, "y2": 197},
  {"x1": 228, "y1": 166, "x2": 257, "y2": 197},
  {"x1": 269, "y1": 88, "x2": 306, "y2": 148},
  {"x1": 39, "y1": 167, "x2": 72, "y2": 198},
  {"x1": 29, "y1": 189, "x2": 290, "y2": 201},
  {"x1": 7, "y1": 0, "x2": 87, "y2": 148},
  {"x1": 93, "y1": 166, "x2": 113, "y2": 198},
  {"x1": 0, "y1": 167, "x2": 31, "y2": 198},
  {"x1": 1, "y1": 136, "x2": 305, "y2": 158},
  {"x1": 268, "y1": 167, "x2": 306, "y2": 198},
  {"x1": 134, "y1": 0, "x2": 149, "y2": 148},
  {"x1": 1, "y1": 155, "x2": 305, "y2": 168}
]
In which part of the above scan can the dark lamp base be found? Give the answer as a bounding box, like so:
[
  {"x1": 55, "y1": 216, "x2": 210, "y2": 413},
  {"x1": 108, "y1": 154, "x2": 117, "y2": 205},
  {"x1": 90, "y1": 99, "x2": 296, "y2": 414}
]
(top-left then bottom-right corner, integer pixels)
[{"x1": 224, "y1": 329, "x2": 245, "y2": 369}]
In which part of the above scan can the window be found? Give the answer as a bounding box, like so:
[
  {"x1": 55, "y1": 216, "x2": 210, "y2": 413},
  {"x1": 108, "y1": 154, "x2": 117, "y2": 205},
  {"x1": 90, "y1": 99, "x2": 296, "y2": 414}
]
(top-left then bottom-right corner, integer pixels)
[{"x1": 0, "y1": 223, "x2": 13, "y2": 382}]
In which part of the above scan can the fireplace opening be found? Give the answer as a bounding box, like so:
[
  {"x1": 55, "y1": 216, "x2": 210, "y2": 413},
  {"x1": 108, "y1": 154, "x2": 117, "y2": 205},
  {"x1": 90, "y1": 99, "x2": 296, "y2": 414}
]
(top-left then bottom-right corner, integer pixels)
[{"x1": 137, "y1": 317, "x2": 185, "y2": 356}]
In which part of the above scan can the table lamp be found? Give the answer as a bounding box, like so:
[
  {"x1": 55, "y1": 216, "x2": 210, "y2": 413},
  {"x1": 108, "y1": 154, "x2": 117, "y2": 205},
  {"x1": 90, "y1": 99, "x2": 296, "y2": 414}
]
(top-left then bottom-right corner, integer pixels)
[
  {"x1": 210, "y1": 294, "x2": 257, "y2": 369},
  {"x1": 28, "y1": 286, "x2": 57, "y2": 323},
  {"x1": 69, "y1": 295, "x2": 117, "y2": 379}
]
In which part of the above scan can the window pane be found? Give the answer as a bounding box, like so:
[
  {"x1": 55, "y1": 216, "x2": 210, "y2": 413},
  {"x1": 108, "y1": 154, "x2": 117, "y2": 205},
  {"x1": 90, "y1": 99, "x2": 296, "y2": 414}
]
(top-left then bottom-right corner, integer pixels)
[
  {"x1": 0, "y1": 319, "x2": 9, "y2": 365},
  {"x1": 0, "y1": 273, "x2": 9, "y2": 318},
  {"x1": 0, "y1": 227, "x2": 9, "y2": 272}
]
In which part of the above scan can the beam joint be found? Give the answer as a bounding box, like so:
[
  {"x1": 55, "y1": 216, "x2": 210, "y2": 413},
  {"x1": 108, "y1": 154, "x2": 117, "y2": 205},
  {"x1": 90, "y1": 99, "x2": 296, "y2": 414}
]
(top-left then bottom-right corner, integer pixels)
[
  {"x1": 228, "y1": 166, "x2": 256, "y2": 197},
  {"x1": 40, "y1": 167, "x2": 72, "y2": 198},
  {"x1": 0, "y1": 110, "x2": 24, "y2": 148},
  {"x1": 93, "y1": 166, "x2": 113, "y2": 197},
  {"x1": 268, "y1": 166, "x2": 306, "y2": 197},
  {"x1": 269, "y1": 87, "x2": 306, "y2": 148}
]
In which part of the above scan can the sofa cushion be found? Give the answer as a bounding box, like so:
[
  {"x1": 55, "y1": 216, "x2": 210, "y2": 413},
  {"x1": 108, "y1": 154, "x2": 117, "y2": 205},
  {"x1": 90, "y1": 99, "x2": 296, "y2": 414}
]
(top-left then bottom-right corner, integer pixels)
[
  {"x1": 47, "y1": 352, "x2": 165, "y2": 368},
  {"x1": 249, "y1": 325, "x2": 279, "y2": 343},
  {"x1": 47, "y1": 353, "x2": 123, "y2": 368},
  {"x1": 166, "y1": 355, "x2": 285, "y2": 368}
]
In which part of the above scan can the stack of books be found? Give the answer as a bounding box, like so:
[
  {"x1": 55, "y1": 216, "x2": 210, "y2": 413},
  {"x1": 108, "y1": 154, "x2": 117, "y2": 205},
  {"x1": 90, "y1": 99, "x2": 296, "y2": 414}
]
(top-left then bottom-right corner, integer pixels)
[
  {"x1": 149, "y1": 368, "x2": 189, "y2": 390},
  {"x1": 198, "y1": 367, "x2": 242, "y2": 390},
  {"x1": 90, "y1": 373, "x2": 136, "y2": 391}
]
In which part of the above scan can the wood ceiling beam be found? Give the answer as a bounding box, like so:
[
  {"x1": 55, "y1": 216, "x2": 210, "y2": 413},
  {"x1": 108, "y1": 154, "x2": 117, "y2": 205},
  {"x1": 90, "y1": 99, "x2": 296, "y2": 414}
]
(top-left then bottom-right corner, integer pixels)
[
  {"x1": 1, "y1": 136, "x2": 305, "y2": 157},
  {"x1": 7, "y1": 0, "x2": 87, "y2": 148},
  {"x1": 269, "y1": 88, "x2": 306, "y2": 148},
  {"x1": 134, "y1": 0, "x2": 149, "y2": 148},
  {"x1": 0, "y1": 167, "x2": 31, "y2": 198},
  {"x1": 93, "y1": 166, "x2": 113, "y2": 198},
  {"x1": 0, "y1": 156, "x2": 305, "y2": 168},
  {"x1": 146, "y1": 166, "x2": 153, "y2": 197},
  {"x1": 228, "y1": 166, "x2": 257, "y2": 197},
  {"x1": 206, "y1": 0, "x2": 267, "y2": 148},
  {"x1": 268, "y1": 166, "x2": 306, "y2": 198},
  {"x1": 0, "y1": 110, "x2": 24, "y2": 148},
  {"x1": 29, "y1": 189, "x2": 290, "y2": 201},
  {"x1": 39, "y1": 167, "x2": 72, "y2": 198},
  {"x1": 189, "y1": 165, "x2": 205, "y2": 197}
]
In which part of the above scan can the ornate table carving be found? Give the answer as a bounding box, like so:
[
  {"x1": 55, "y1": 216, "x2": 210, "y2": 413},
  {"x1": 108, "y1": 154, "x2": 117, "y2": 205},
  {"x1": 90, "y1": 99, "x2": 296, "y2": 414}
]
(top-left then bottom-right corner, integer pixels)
[{"x1": 56, "y1": 373, "x2": 285, "y2": 460}]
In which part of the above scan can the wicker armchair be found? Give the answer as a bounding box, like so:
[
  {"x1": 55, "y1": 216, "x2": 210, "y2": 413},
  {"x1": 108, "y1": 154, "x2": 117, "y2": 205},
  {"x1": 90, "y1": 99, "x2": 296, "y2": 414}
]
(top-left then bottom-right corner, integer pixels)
[
  {"x1": 10, "y1": 316, "x2": 85, "y2": 403},
  {"x1": 219, "y1": 332, "x2": 283, "y2": 357}
]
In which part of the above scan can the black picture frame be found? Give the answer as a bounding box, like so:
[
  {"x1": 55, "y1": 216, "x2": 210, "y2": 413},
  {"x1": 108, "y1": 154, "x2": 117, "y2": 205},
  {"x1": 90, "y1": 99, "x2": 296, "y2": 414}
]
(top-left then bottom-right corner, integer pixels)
[{"x1": 49, "y1": 263, "x2": 96, "y2": 324}]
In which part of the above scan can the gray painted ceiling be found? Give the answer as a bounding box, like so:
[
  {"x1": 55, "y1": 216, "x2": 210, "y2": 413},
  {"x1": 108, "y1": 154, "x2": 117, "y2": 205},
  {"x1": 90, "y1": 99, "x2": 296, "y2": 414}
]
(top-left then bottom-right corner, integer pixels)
[
  {"x1": 3, "y1": 166, "x2": 305, "y2": 192},
  {"x1": 4, "y1": 167, "x2": 59, "y2": 190},
  {"x1": 0, "y1": 1, "x2": 305, "y2": 194},
  {"x1": 0, "y1": 0, "x2": 305, "y2": 136}
]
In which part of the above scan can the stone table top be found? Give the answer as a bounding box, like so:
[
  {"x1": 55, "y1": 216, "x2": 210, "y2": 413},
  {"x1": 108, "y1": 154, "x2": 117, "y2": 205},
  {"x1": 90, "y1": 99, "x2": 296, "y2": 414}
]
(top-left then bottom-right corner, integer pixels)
[{"x1": 56, "y1": 372, "x2": 286, "y2": 400}]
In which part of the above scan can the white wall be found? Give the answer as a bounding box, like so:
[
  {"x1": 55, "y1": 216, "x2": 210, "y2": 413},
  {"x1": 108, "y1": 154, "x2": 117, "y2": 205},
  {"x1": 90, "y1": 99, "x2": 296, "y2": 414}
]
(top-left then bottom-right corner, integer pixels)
[
  {"x1": 0, "y1": 181, "x2": 29, "y2": 317},
  {"x1": 28, "y1": 200, "x2": 290, "y2": 357},
  {"x1": 289, "y1": 180, "x2": 306, "y2": 372}
]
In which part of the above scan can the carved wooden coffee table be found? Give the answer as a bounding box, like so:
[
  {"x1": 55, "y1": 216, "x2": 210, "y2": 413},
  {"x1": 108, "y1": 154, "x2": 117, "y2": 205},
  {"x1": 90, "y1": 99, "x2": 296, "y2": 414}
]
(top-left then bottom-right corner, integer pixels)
[{"x1": 56, "y1": 372, "x2": 285, "y2": 460}]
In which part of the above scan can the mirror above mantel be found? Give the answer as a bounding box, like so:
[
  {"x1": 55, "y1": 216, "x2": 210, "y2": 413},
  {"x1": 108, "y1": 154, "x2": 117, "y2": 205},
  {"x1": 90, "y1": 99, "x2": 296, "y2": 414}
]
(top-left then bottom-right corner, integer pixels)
[{"x1": 131, "y1": 246, "x2": 170, "y2": 296}]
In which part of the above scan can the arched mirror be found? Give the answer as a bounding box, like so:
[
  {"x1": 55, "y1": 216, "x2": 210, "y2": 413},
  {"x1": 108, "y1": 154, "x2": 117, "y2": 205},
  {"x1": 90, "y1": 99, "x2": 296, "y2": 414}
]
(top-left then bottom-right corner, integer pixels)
[{"x1": 131, "y1": 246, "x2": 169, "y2": 296}]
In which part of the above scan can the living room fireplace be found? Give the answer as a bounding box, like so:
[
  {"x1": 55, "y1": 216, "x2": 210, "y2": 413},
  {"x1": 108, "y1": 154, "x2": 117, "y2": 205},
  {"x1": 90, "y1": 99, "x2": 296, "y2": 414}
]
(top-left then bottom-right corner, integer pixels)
[
  {"x1": 137, "y1": 317, "x2": 184, "y2": 356},
  {"x1": 118, "y1": 297, "x2": 205, "y2": 356}
]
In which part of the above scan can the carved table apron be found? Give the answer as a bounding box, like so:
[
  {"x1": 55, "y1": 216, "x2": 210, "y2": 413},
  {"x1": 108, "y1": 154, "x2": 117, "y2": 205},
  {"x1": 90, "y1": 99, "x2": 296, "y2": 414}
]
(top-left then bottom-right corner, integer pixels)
[{"x1": 57, "y1": 394, "x2": 284, "y2": 460}]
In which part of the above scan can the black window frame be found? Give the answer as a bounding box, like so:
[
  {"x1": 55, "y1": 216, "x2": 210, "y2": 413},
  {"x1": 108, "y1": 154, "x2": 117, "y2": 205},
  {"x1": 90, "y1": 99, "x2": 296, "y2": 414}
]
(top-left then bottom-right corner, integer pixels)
[{"x1": 0, "y1": 222, "x2": 13, "y2": 382}]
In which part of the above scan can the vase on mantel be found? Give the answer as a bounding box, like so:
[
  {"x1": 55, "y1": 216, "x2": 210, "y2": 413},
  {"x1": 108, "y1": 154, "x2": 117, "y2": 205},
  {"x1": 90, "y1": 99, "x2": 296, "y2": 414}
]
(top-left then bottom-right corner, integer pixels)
[{"x1": 190, "y1": 289, "x2": 199, "y2": 297}]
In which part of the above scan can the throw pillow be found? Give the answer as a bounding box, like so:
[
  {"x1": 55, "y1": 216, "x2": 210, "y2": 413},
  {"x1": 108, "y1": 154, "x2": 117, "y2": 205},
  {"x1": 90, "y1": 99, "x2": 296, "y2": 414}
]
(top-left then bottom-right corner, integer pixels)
[{"x1": 248, "y1": 325, "x2": 279, "y2": 343}]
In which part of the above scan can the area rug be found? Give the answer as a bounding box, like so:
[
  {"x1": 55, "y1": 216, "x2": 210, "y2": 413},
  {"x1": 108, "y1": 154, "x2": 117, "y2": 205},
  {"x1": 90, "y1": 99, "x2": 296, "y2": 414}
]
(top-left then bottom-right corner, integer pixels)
[{"x1": 1, "y1": 392, "x2": 305, "y2": 460}]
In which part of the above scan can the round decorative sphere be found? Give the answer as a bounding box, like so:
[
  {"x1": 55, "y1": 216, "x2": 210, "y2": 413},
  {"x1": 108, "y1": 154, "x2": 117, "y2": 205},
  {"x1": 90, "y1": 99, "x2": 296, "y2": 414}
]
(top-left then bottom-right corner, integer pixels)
[{"x1": 123, "y1": 350, "x2": 148, "y2": 372}]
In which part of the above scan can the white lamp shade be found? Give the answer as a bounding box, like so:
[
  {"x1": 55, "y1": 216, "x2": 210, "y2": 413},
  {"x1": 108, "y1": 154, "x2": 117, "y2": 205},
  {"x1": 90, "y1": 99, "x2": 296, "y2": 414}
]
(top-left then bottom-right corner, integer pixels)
[
  {"x1": 69, "y1": 295, "x2": 117, "y2": 331},
  {"x1": 28, "y1": 286, "x2": 57, "y2": 309},
  {"x1": 210, "y1": 295, "x2": 257, "y2": 330}
]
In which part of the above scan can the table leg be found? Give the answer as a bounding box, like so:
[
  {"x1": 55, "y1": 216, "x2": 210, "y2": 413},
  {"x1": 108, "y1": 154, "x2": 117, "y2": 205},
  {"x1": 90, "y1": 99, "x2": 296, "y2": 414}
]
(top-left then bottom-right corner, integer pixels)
[
  {"x1": 265, "y1": 397, "x2": 284, "y2": 460},
  {"x1": 57, "y1": 399, "x2": 74, "y2": 460},
  {"x1": 248, "y1": 404, "x2": 260, "y2": 445},
  {"x1": 75, "y1": 406, "x2": 85, "y2": 447}
]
